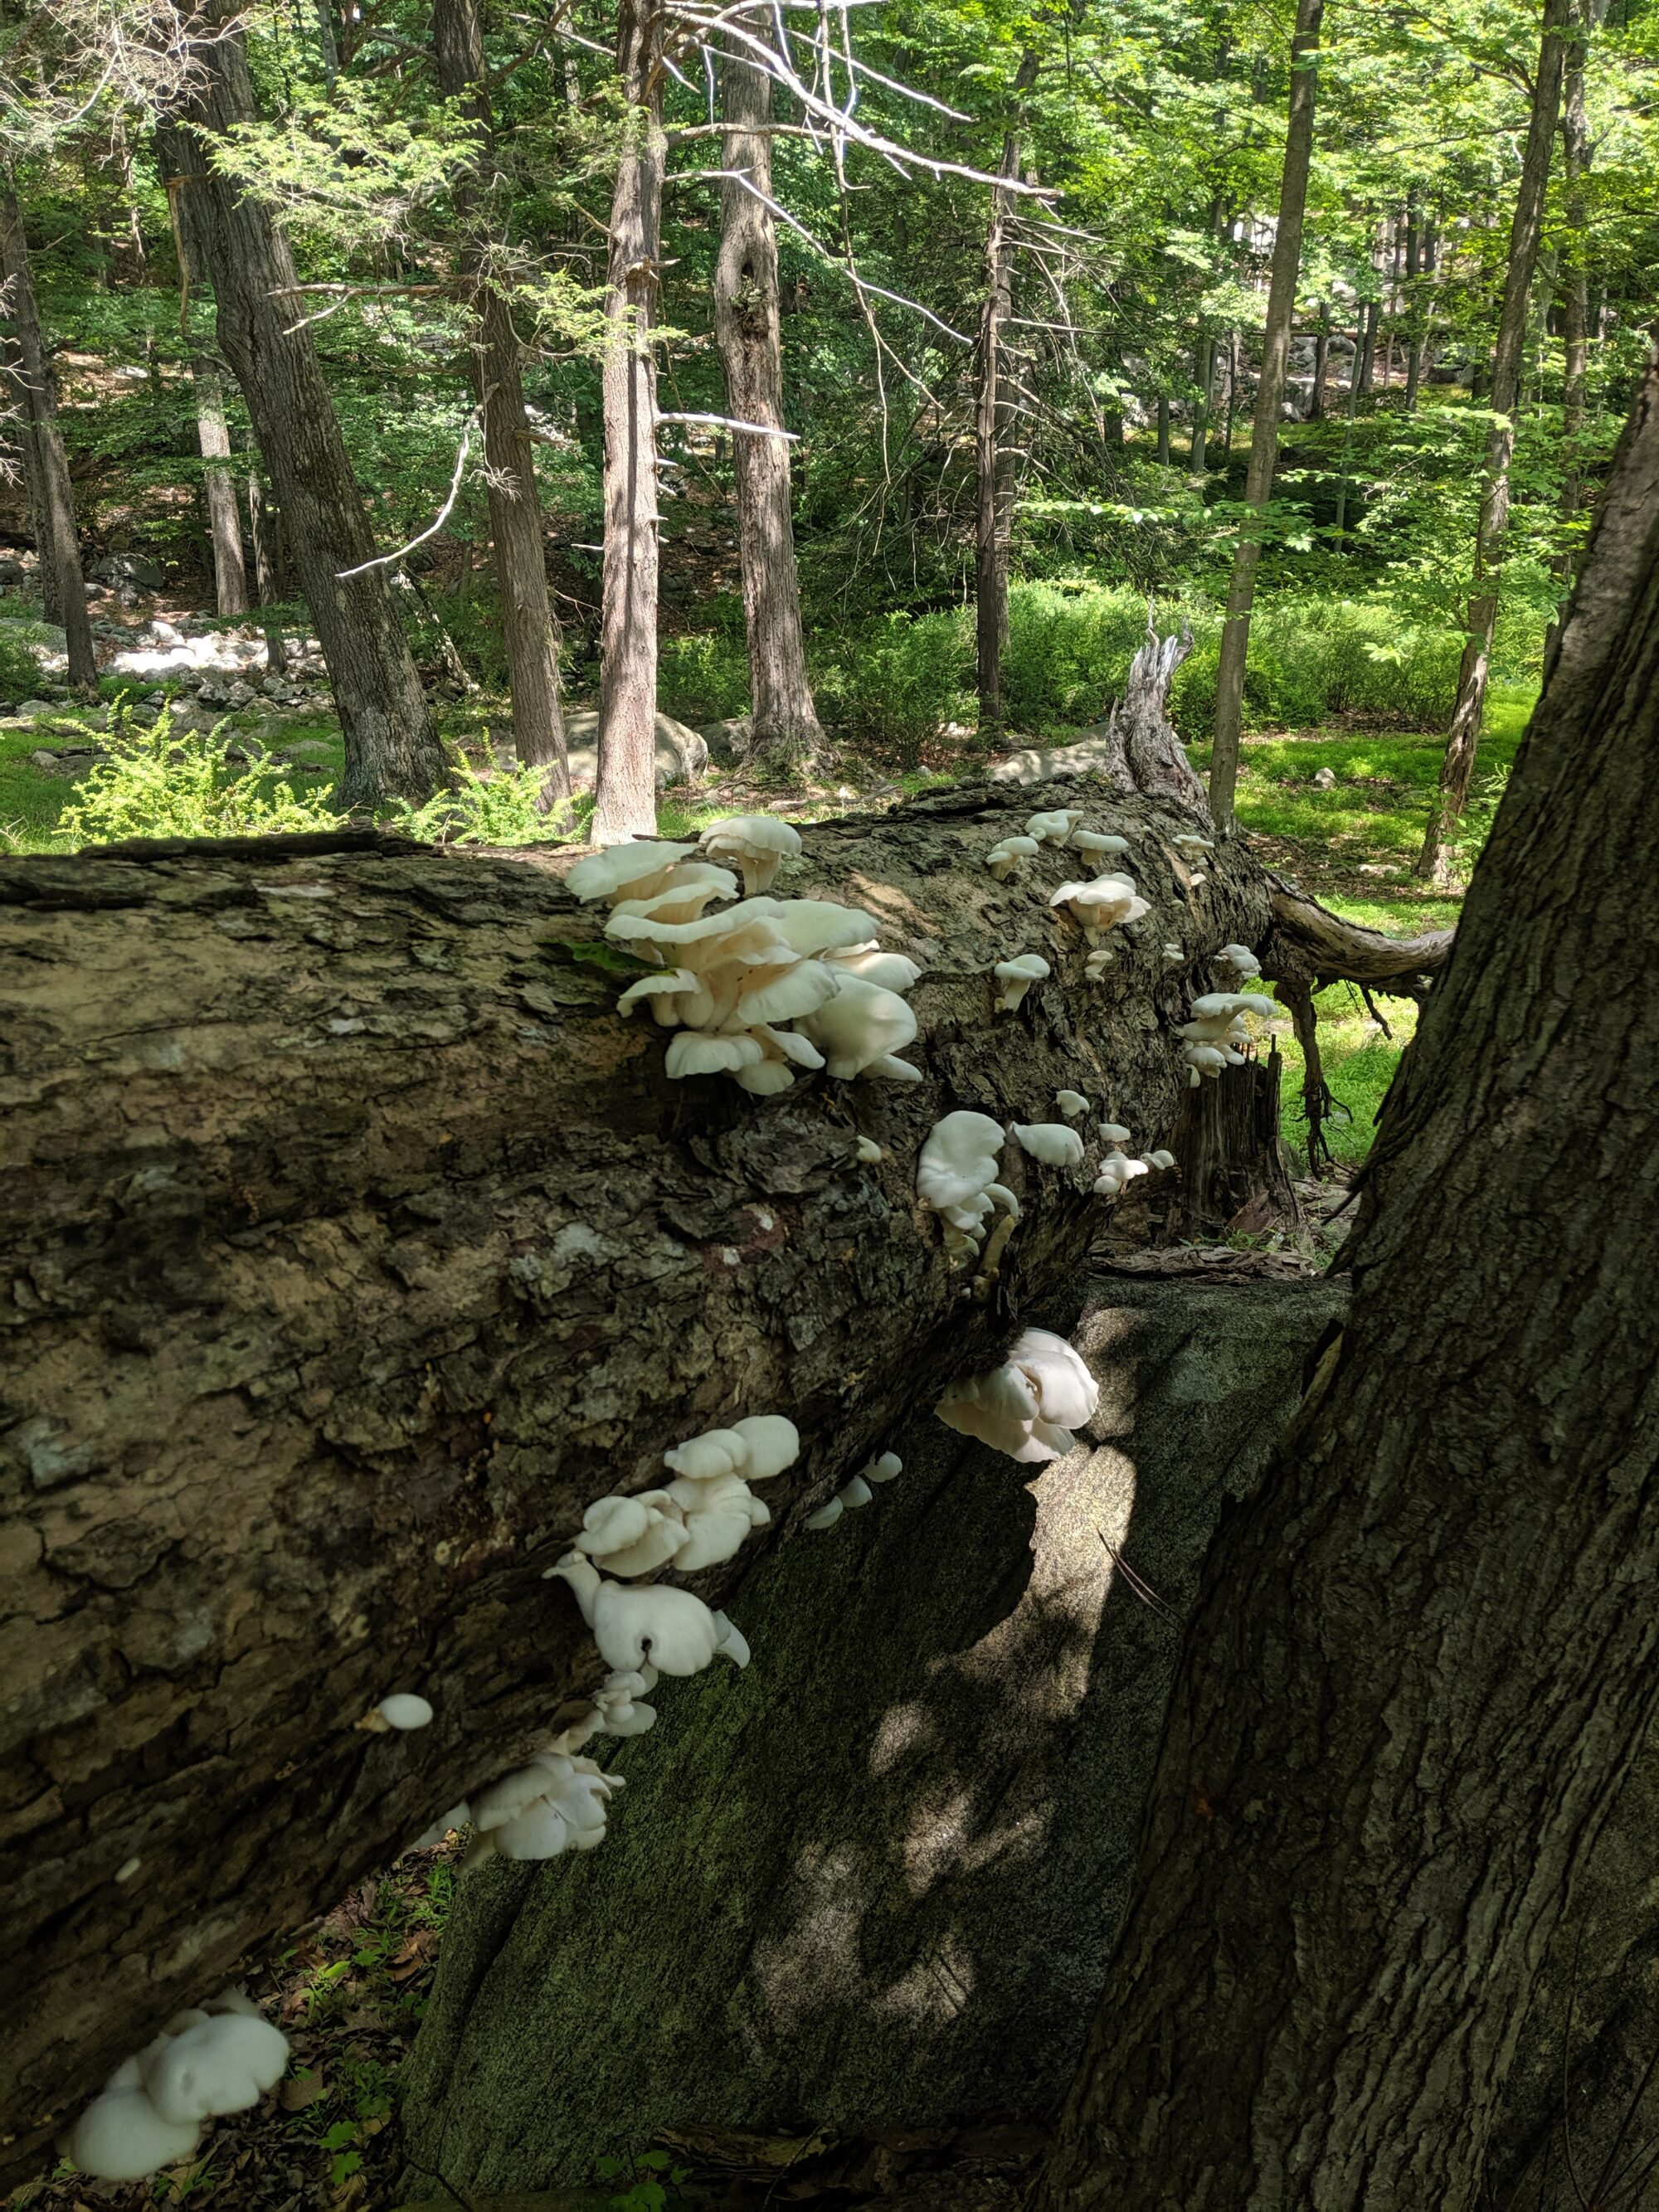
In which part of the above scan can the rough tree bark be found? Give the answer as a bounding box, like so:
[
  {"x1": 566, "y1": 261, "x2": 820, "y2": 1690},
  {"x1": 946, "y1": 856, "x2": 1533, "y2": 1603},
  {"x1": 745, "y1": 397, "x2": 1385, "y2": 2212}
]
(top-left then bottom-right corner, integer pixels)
[
  {"x1": 1034, "y1": 360, "x2": 1659, "y2": 2210},
  {"x1": 1416, "y1": 0, "x2": 1570, "y2": 887},
  {"x1": 192, "y1": 355, "x2": 248, "y2": 616},
  {"x1": 0, "y1": 670, "x2": 1450, "y2": 2190},
  {"x1": 974, "y1": 51, "x2": 1039, "y2": 736},
  {"x1": 1208, "y1": 0, "x2": 1324, "y2": 831},
  {"x1": 0, "y1": 187, "x2": 97, "y2": 689},
  {"x1": 158, "y1": 7, "x2": 448, "y2": 810},
  {"x1": 432, "y1": 0, "x2": 569, "y2": 809},
  {"x1": 713, "y1": 27, "x2": 824, "y2": 771},
  {"x1": 594, "y1": 0, "x2": 666, "y2": 846},
  {"x1": 245, "y1": 454, "x2": 286, "y2": 676}
]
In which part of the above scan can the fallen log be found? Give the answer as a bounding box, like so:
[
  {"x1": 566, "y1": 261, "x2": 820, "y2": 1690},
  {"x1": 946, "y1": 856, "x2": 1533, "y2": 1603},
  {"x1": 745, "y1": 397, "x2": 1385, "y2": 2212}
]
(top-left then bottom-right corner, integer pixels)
[{"x1": 0, "y1": 761, "x2": 1451, "y2": 2182}]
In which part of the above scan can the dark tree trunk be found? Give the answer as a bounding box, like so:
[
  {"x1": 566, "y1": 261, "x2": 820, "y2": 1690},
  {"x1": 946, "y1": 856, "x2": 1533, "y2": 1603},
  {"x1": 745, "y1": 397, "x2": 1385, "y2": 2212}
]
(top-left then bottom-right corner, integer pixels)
[
  {"x1": 432, "y1": 0, "x2": 570, "y2": 809},
  {"x1": 1559, "y1": 0, "x2": 1594, "y2": 552},
  {"x1": 1404, "y1": 193, "x2": 1425, "y2": 411},
  {"x1": 0, "y1": 639, "x2": 1445, "y2": 2183},
  {"x1": 594, "y1": 0, "x2": 666, "y2": 846},
  {"x1": 158, "y1": 11, "x2": 448, "y2": 810},
  {"x1": 1355, "y1": 291, "x2": 1379, "y2": 395},
  {"x1": 1155, "y1": 393, "x2": 1170, "y2": 464},
  {"x1": 0, "y1": 189, "x2": 96, "y2": 688},
  {"x1": 192, "y1": 355, "x2": 248, "y2": 616},
  {"x1": 973, "y1": 53, "x2": 1039, "y2": 736},
  {"x1": 1418, "y1": 0, "x2": 1571, "y2": 887},
  {"x1": 246, "y1": 459, "x2": 287, "y2": 675},
  {"x1": 713, "y1": 27, "x2": 824, "y2": 771},
  {"x1": 1209, "y1": 0, "x2": 1324, "y2": 829},
  {"x1": 1190, "y1": 338, "x2": 1215, "y2": 474},
  {"x1": 1310, "y1": 303, "x2": 1329, "y2": 420},
  {"x1": 1035, "y1": 359, "x2": 1659, "y2": 2210}
]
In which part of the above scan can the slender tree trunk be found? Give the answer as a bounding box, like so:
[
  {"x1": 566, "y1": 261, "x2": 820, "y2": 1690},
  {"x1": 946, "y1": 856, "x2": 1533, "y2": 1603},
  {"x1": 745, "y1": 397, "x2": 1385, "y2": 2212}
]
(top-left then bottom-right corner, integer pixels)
[
  {"x1": 1559, "y1": 0, "x2": 1593, "y2": 547},
  {"x1": 192, "y1": 355, "x2": 248, "y2": 615},
  {"x1": 432, "y1": 0, "x2": 569, "y2": 809},
  {"x1": 1190, "y1": 337, "x2": 1215, "y2": 473},
  {"x1": 1037, "y1": 357, "x2": 1659, "y2": 2212},
  {"x1": 1355, "y1": 292, "x2": 1379, "y2": 396},
  {"x1": 246, "y1": 459, "x2": 287, "y2": 674},
  {"x1": 973, "y1": 51, "x2": 1039, "y2": 736},
  {"x1": 315, "y1": 0, "x2": 340, "y2": 86},
  {"x1": 713, "y1": 25, "x2": 824, "y2": 770},
  {"x1": 1332, "y1": 316, "x2": 1363, "y2": 537},
  {"x1": 1404, "y1": 192, "x2": 1424, "y2": 411},
  {"x1": 1221, "y1": 328, "x2": 1238, "y2": 459},
  {"x1": 1310, "y1": 302, "x2": 1328, "y2": 420},
  {"x1": 1418, "y1": 0, "x2": 1571, "y2": 886},
  {"x1": 158, "y1": 11, "x2": 448, "y2": 810},
  {"x1": 1208, "y1": 0, "x2": 1325, "y2": 830},
  {"x1": 0, "y1": 190, "x2": 96, "y2": 688},
  {"x1": 593, "y1": 0, "x2": 665, "y2": 846}
]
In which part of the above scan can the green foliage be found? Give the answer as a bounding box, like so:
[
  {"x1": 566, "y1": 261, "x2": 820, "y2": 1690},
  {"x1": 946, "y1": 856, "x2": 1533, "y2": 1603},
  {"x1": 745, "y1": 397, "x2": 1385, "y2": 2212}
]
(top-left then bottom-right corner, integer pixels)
[
  {"x1": 0, "y1": 623, "x2": 43, "y2": 701},
  {"x1": 812, "y1": 610, "x2": 973, "y2": 766},
  {"x1": 656, "y1": 631, "x2": 751, "y2": 724},
  {"x1": 594, "y1": 2147, "x2": 693, "y2": 2210},
  {"x1": 1170, "y1": 596, "x2": 1465, "y2": 737},
  {"x1": 384, "y1": 748, "x2": 576, "y2": 847},
  {"x1": 56, "y1": 713, "x2": 341, "y2": 846}
]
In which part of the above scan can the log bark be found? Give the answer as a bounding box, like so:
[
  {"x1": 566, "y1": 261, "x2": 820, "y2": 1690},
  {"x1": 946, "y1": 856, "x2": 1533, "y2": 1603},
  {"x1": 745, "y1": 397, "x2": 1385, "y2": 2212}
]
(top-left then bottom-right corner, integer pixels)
[
  {"x1": 433, "y1": 0, "x2": 570, "y2": 809},
  {"x1": 0, "y1": 187, "x2": 97, "y2": 689},
  {"x1": 1417, "y1": 0, "x2": 1570, "y2": 887},
  {"x1": 594, "y1": 0, "x2": 666, "y2": 846},
  {"x1": 0, "y1": 756, "x2": 1285, "y2": 2183},
  {"x1": 192, "y1": 355, "x2": 248, "y2": 617},
  {"x1": 1034, "y1": 361, "x2": 1659, "y2": 2210},
  {"x1": 1208, "y1": 0, "x2": 1324, "y2": 830},
  {"x1": 158, "y1": 7, "x2": 449, "y2": 810},
  {"x1": 398, "y1": 1271, "x2": 1350, "y2": 2194},
  {"x1": 714, "y1": 28, "x2": 824, "y2": 771}
]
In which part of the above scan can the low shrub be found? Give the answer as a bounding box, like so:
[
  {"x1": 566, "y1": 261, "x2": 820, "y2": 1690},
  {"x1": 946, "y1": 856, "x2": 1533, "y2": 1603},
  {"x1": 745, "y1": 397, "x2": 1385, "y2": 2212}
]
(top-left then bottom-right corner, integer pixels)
[
  {"x1": 0, "y1": 619, "x2": 47, "y2": 701},
  {"x1": 386, "y1": 748, "x2": 577, "y2": 846},
  {"x1": 656, "y1": 630, "x2": 750, "y2": 724},
  {"x1": 57, "y1": 711, "x2": 340, "y2": 844},
  {"x1": 811, "y1": 610, "x2": 972, "y2": 766}
]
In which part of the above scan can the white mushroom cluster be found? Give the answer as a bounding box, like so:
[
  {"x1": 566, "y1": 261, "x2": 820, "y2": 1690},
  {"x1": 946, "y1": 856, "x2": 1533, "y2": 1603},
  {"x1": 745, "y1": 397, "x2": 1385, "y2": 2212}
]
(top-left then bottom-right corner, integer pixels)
[
  {"x1": 567, "y1": 1413, "x2": 796, "y2": 1581},
  {"x1": 806, "y1": 1448, "x2": 902, "y2": 1530},
  {"x1": 986, "y1": 833, "x2": 1039, "y2": 882},
  {"x1": 1215, "y1": 941, "x2": 1262, "y2": 980},
  {"x1": 465, "y1": 1751, "x2": 626, "y2": 1867},
  {"x1": 935, "y1": 1327, "x2": 1099, "y2": 1465},
  {"x1": 67, "y1": 1993, "x2": 289, "y2": 2183},
  {"x1": 567, "y1": 834, "x2": 921, "y2": 1093},
  {"x1": 917, "y1": 1110, "x2": 1019, "y2": 1262},
  {"x1": 1179, "y1": 990, "x2": 1277, "y2": 1086},
  {"x1": 985, "y1": 813, "x2": 1129, "y2": 882},
  {"x1": 1049, "y1": 873, "x2": 1151, "y2": 980}
]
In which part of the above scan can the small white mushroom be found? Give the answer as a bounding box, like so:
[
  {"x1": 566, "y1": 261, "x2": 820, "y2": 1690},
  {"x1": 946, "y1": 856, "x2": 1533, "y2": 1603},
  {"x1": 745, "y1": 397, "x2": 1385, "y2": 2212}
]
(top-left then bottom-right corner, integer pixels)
[
  {"x1": 1093, "y1": 1155, "x2": 1151, "y2": 1199},
  {"x1": 1072, "y1": 829, "x2": 1130, "y2": 858},
  {"x1": 1012, "y1": 1121, "x2": 1087, "y2": 1169},
  {"x1": 663, "y1": 1427, "x2": 747, "y2": 1481},
  {"x1": 837, "y1": 1472, "x2": 874, "y2": 1510},
  {"x1": 697, "y1": 814, "x2": 802, "y2": 895},
  {"x1": 865, "y1": 1451, "x2": 902, "y2": 1483},
  {"x1": 571, "y1": 1492, "x2": 687, "y2": 1578},
  {"x1": 549, "y1": 1555, "x2": 722, "y2": 1675},
  {"x1": 1216, "y1": 941, "x2": 1262, "y2": 979},
  {"x1": 1146, "y1": 1149, "x2": 1177, "y2": 1171},
  {"x1": 1083, "y1": 948, "x2": 1116, "y2": 980},
  {"x1": 936, "y1": 1326, "x2": 1098, "y2": 1464},
  {"x1": 729, "y1": 1412, "x2": 800, "y2": 1480},
  {"x1": 805, "y1": 1495, "x2": 844, "y2": 1530},
  {"x1": 856, "y1": 1135, "x2": 884, "y2": 1164},
  {"x1": 1025, "y1": 807, "x2": 1086, "y2": 848},
  {"x1": 1098, "y1": 1121, "x2": 1131, "y2": 1145},
  {"x1": 986, "y1": 834, "x2": 1040, "y2": 882},
  {"x1": 1050, "y1": 874, "x2": 1151, "y2": 937},
  {"x1": 1055, "y1": 1089, "x2": 1089, "y2": 1119},
  {"x1": 1162, "y1": 941, "x2": 1185, "y2": 962},
  {"x1": 1190, "y1": 871, "x2": 1209, "y2": 889},
  {"x1": 1172, "y1": 832, "x2": 1214, "y2": 853},
  {"x1": 367, "y1": 1693, "x2": 434, "y2": 1733},
  {"x1": 796, "y1": 973, "x2": 921, "y2": 1082},
  {"x1": 995, "y1": 953, "x2": 1049, "y2": 1011},
  {"x1": 140, "y1": 2013, "x2": 290, "y2": 2127},
  {"x1": 567, "y1": 840, "x2": 699, "y2": 906}
]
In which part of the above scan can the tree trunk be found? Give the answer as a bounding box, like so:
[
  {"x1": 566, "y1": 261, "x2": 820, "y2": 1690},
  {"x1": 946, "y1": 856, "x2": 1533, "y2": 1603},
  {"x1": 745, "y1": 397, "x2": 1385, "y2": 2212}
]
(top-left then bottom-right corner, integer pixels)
[
  {"x1": 1355, "y1": 292, "x2": 1379, "y2": 395},
  {"x1": 1559, "y1": 0, "x2": 1593, "y2": 551},
  {"x1": 1035, "y1": 357, "x2": 1659, "y2": 2210},
  {"x1": 1155, "y1": 394, "x2": 1170, "y2": 464},
  {"x1": 0, "y1": 639, "x2": 1448, "y2": 2182},
  {"x1": 397, "y1": 1270, "x2": 1350, "y2": 2195},
  {"x1": 1208, "y1": 0, "x2": 1323, "y2": 831},
  {"x1": 714, "y1": 27, "x2": 824, "y2": 771},
  {"x1": 192, "y1": 355, "x2": 248, "y2": 616},
  {"x1": 1310, "y1": 303, "x2": 1328, "y2": 420},
  {"x1": 973, "y1": 54, "x2": 1039, "y2": 737},
  {"x1": 246, "y1": 459, "x2": 287, "y2": 675},
  {"x1": 593, "y1": 0, "x2": 666, "y2": 846},
  {"x1": 1417, "y1": 0, "x2": 1571, "y2": 887},
  {"x1": 1190, "y1": 337, "x2": 1215, "y2": 474},
  {"x1": 1404, "y1": 194, "x2": 1424, "y2": 411},
  {"x1": 0, "y1": 189, "x2": 96, "y2": 688},
  {"x1": 157, "y1": 11, "x2": 448, "y2": 811},
  {"x1": 432, "y1": 0, "x2": 570, "y2": 809}
]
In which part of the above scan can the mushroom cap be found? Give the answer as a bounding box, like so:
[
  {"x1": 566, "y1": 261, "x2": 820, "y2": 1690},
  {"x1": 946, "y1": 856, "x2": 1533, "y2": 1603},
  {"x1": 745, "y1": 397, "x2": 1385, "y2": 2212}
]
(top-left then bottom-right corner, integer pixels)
[
  {"x1": 1147, "y1": 1149, "x2": 1177, "y2": 1170},
  {"x1": 698, "y1": 814, "x2": 802, "y2": 863},
  {"x1": 1055, "y1": 1089, "x2": 1089, "y2": 1118},
  {"x1": 1025, "y1": 807, "x2": 1086, "y2": 844},
  {"x1": 805, "y1": 1495, "x2": 844, "y2": 1530},
  {"x1": 988, "y1": 834, "x2": 1040, "y2": 859},
  {"x1": 995, "y1": 954, "x2": 1051, "y2": 984},
  {"x1": 616, "y1": 967, "x2": 698, "y2": 1018},
  {"x1": 867, "y1": 1451, "x2": 903, "y2": 1482},
  {"x1": 664, "y1": 1427, "x2": 748, "y2": 1481},
  {"x1": 730, "y1": 1412, "x2": 800, "y2": 1480},
  {"x1": 68, "y1": 2089, "x2": 202, "y2": 2182},
  {"x1": 836, "y1": 1473, "x2": 873, "y2": 1509},
  {"x1": 375, "y1": 1694, "x2": 434, "y2": 1731},
  {"x1": 609, "y1": 863, "x2": 740, "y2": 926},
  {"x1": 1012, "y1": 1121, "x2": 1087, "y2": 1169},
  {"x1": 824, "y1": 945, "x2": 923, "y2": 994},
  {"x1": 1005, "y1": 1326, "x2": 1098, "y2": 1429},
  {"x1": 797, "y1": 973, "x2": 917, "y2": 1078},
  {"x1": 573, "y1": 1490, "x2": 687, "y2": 1578},
  {"x1": 664, "y1": 1031, "x2": 766, "y2": 1079},
  {"x1": 1049, "y1": 874, "x2": 1150, "y2": 927},
  {"x1": 1093, "y1": 1160, "x2": 1130, "y2": 1195},
  {"x1": 567, "y1": 840, "x2": 698, "y2": 904},
  {"x1": 855, "y1": 1135, "x2": 884, "y2": 1163},
  {"x1": 493, "y1": 1798, "x2": 574, "y2": 1861},
  {"x1": 768, "y1": 899, "x2": 879, "y2": 955},
  {"x1": 141, "y1": 2013, "x2": 290, "y2": 2125},
  {"x1": 1073, "y1": 829, "x2": 1130, "y2": 856},
  {"x1": 712, "y1": 1610, "x2": 752, "y2": 1667},
  {"x1": 1098, "y1": 1121, "x2": 1132, "y2": 1143},
  {"x1": 917, "y1": 1110, "x2": 1007, "y2": 1213},
  {"x1": 664, "y1": 1472, "x2": 766, "y2": 1570},
  {"x1": 590, "y1": 1579, "x2": 722, "y2": 1675}
]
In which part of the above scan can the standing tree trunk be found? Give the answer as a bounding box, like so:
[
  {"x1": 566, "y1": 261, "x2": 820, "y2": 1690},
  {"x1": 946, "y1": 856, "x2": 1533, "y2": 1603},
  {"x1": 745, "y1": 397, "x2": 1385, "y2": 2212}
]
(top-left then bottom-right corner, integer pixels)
[
  {"x1": 246, "y1": 454, "x2": 287, "y2": 674},
  {"x1": 713, "y1": 27, "x2": 823, "y2": 771},
  {"x1": 0, "y1": 189, "x2": 96, "y2": 688},
  {"x1": 1404, "y1": 192, "x2": 1425, "y2": 411},
  {"x1": 1355, "y1": 290, "x2": 1379, "y2": 396},
  {"x1": 192, "y1": 355, "x2": 247, "y2": 615},
  {"x1": 973, "y1": 51, "x2": 1039, "y2": 737},
  {"x1": 1190, "y1": 336, "x2": 1215, "y2": 474},
  {"x1": 1155, "y1": 392, "x2": 1170, "y2": 464},
  {"x1": 1559, "y1": 0, "x2": 1595, "y2": 549},
  {"x1": 432, "y1": 0, "x2": 569, "y2": 809},
  {"x1": 1208, "y1": 0, "x2": 1325, "y2": 830},
  {"x1": 1310, "y1": 302, "x2": 1329, "y2": 419},
  {"x1": 593, "y1": 0, "x2": 666, "y2": 847},
  {"x1": 1035, "y1": 357, "x2": 1659, "y2": 2211},
  {"x1": 1416, "y1": 0, "x2": 1571, "y2": 886},
  {"x1": 158, "y1": 10, "x2": 448, "y2": 810}
]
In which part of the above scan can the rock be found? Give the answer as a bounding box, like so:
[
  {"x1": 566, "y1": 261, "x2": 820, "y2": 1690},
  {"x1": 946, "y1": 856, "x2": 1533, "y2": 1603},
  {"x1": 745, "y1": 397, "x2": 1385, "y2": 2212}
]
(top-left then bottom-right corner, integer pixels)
[
  {"x1": 1311, "y1": 766, "x2": 1337, "y2": 788},
  {"x1": 401, "y1": 1271, "x2": 1350, "y2": 2190},
  {"x1": 30, "y1": 746, "x2": 108, "y2": 780},
  {"x1": 990, "y1": 730, "x2": 1117, "y2": 785},
  {"x1": 89, "y1": 552, "x2": 163, "y2": 589},
  {"x1": 17, "y1": 700, "x2": 55, "y2": 718},
  {"x1": 699, "y1": 714, "x2": 752, "y2": 765},
  {"x1": 0, "y1": 554, "x2": 27, "y2": 586},
  {"x1": 557, "y1": 708, "x2": 709, "y2": 790},
  {"x1": 226, "y1": 681, "x2": 255, "y2": 708}
]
